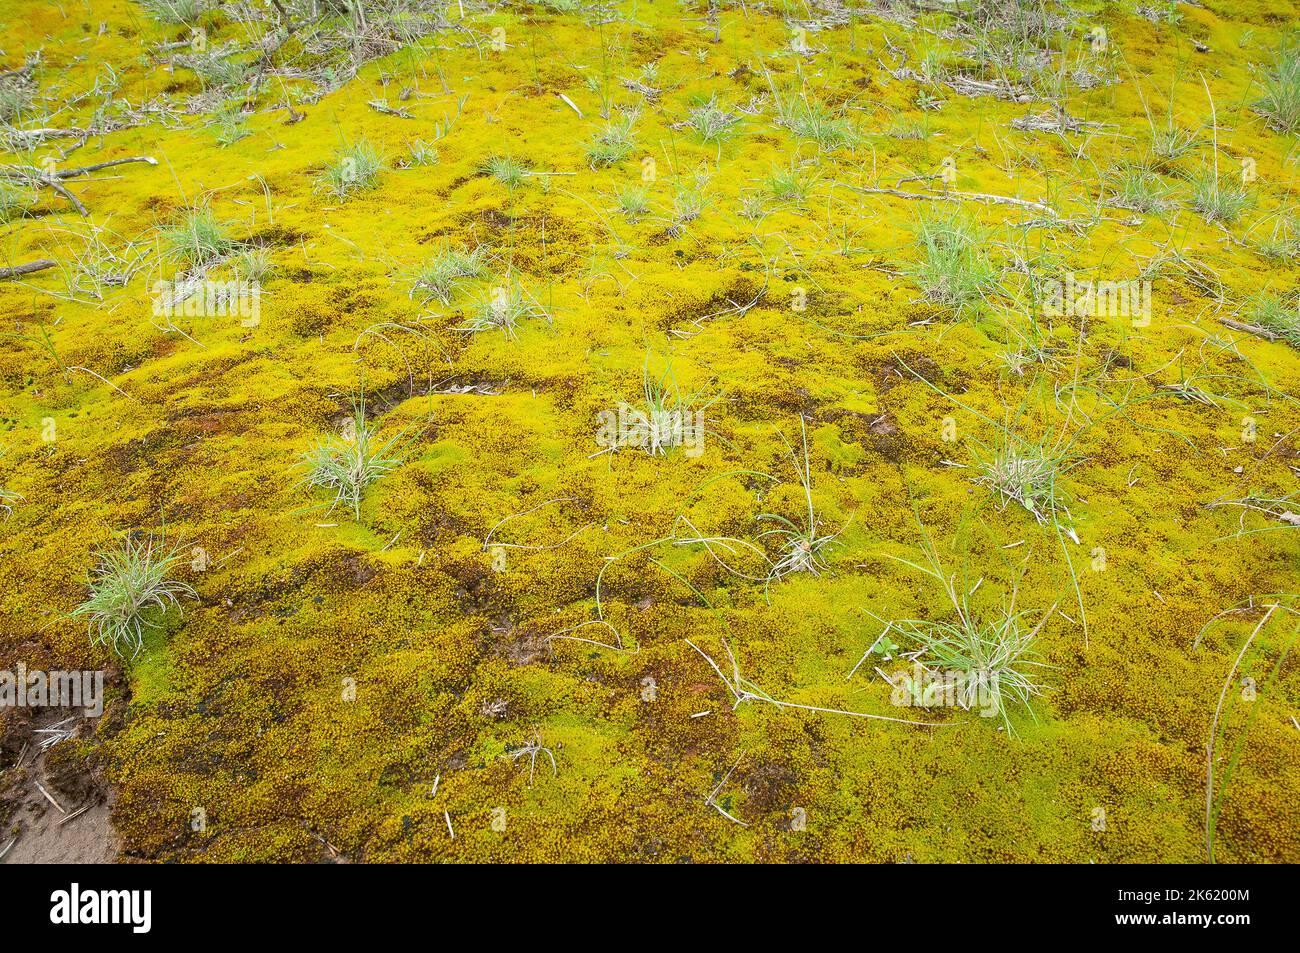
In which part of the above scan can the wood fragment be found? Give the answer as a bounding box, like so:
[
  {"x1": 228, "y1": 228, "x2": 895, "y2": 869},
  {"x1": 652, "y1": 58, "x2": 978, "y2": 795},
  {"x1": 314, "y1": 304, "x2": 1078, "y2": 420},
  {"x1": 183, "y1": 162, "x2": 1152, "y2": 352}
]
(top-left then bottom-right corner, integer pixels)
[
  {"x1": 34, "y1": 781, "x2": 66, "y2": 813},
  {"x1": 0, "y1": 259, "x2": 56, "y2": 280},
  {"x1": 847, "y1": 184, "x2": 1057, "y2": 217},
  {"x1": 1218, "y1": 317, "x2": 1284, "y2": 341}
]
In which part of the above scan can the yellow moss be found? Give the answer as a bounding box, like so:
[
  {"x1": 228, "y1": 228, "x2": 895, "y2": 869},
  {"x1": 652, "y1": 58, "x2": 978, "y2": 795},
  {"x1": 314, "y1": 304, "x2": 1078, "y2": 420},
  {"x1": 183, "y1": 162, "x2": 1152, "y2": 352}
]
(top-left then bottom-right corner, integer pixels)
[{"x1": 0, "y1": 0, "x2": 1297, "y2": 863}]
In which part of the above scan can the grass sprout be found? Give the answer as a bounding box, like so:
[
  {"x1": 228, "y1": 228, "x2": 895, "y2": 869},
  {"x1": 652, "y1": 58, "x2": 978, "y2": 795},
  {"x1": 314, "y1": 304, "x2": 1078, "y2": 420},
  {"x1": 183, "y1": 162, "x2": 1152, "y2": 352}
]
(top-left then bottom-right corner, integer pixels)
[
  {"x1": 159, "y1": 207, "x2": 234, "y2": 268},
  {"x1": 586, "y1": 111, "x2": 637, "y2": 168},
  {"x1": 409, "y1": 245, "x2": 487, "y2": 305},
  {"x1": 759, "y1": 416, "x2": 846, "y2": 582},
  {"x1": 883, "y1": 529, "x2": 1052, "y2": 733},
  {"x1": 72, "y1": 534, "x2": 197, "y2": 658},
  {"x1": 1189, "y1": 169, "x2": 1250, "y2": 225},
  {"x1": 685, "y1": 96, "x2": 742, "y2": 145},
  {"x1": 1255, "y1": 40, "x2": 1300, "y2": 135},
  {"x1": 970, "y1": 429, "x2": 1075, "y2": 523},
  {"x1": 302, "y1": 395, "x2": 408, "y2": 521},
  {"x1": 459, "y1": 277, "x2": 549, "y2": 338},
  {"x1": 482, "y1": 154, "x2": 529, "y2": 188},
  {"x1": 908, "y1": 211, "x2": 998, "y2": 314},
  {"x1": 321, "y1": 139, "x2": 384, "y2": 200}
]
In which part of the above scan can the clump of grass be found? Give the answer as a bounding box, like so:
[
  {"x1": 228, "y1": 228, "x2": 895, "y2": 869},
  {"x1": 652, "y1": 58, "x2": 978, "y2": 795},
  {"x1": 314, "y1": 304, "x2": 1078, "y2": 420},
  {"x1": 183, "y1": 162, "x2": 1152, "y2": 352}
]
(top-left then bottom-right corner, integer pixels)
[
  {"x1": 55, "y1": 225, "x2": 148, "y2": 299},
  {"x1": 1255, "y1": 40, "x2": 1300, "y2": 135},
  {"x1": 232, "y1": 246, "x2": 272, "y2": 284},
  {"x1": 766, "y1": 160, "x2": 820, "y2": 207},
  {"x1": 72, "y1": 535, "x2": 197, "y2": 658},
  {"x1": 0, "y1": 180, "x2": 34, "y2": 224},
  {"x1": 586, "y1": 112, "x2": 637, "y2": 168},
  {"x1": 969, "y1": 429, "x2": 1074, "y2": 523},
  {"x1": 321, "y1": 139, "x2": 384, "y2": 200},
  {"x1": 211, "y1": 106, "x2": 249, "y2": 146},
  {"x1": 670, "y1": 171, "x2": 711, "y2": 230},
  {"x1": 593, "y1": 353, "x2": 715, "y2": 458},
  {"x1": 409, "y1": 245, "x2": 487, "y2": 304},
  {"x1": 482, "y1": 154, "x2": 529, "y2": 188},
  {"x1": 1107, "y1": 165, "x2": 1172, "y2": 214},
  {"x1": 771, "y1": 88, "x2": 856, "y2": 150},
  {"x1": 1189, "y1": 169, "x2": 1250, "y2": 225},
  {"x1": 160, "y1": 207, "x2": 234, "y2": 268},
  {"x1": 459, "y1": 278, "x2": 549, "y2": 338},
  {"x1": 884, "y1": 529, "x2": 1052, "y2": 733},
  {"x1": 1252, "y1": 217, "x2": 1298, "y2": 261},
  {"x1": 685, "y1": 96, "x2": 742, "y2": 145},
  {"x1": 887, "y1": 115, "x2": 930, "y2": 140},
  {"x1": 907, "y1": 211, "x2": 998, "y2": 314},
  {"x1": 1147, "y1": 125, "x2": 1200, "y2": 170},
  {"x1": 759, "y1": 416, "x2": 845, "y2": 582},
  {"x1": 139, "y1": 0, "x2": 206, "y2": 23},
  {"x1": 615, "y1": 185, "x2": 650, "y2": 220},
  {"x1": 407, "y1": 139, "x2": 439, "y2": 166},
  {"x1": 190, "y1": 54, "x2": 249, "y2": 90},
  {"x1": 1244, "y1": 293, "x2": 1300, "y2": 346},
  {"x1": 0, "y1": 80, "x2": 34, "y2": 124},
  {"x1": 302, "y1": 396, "x2": 406, "y2": 521}
]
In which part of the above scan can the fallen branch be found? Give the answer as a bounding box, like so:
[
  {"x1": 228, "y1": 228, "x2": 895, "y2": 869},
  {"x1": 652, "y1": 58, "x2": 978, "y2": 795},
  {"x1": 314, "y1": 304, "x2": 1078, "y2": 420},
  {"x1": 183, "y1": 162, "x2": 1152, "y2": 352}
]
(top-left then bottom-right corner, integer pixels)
[
  {"x1": 367, "y1": 100, "x2": 413, "y2": 118},
  {"x1": 0, "y1": 156, "x2": 156, "y2": 216},
  {"x1": 0, "y1": 259, "x2": 56, "y2": 280},
  {"x1": 845, "y1": 184, "x2": 1058, "y2": 217},
  {"x1": 1218, "y1": 317, "x2": 1284, "y2": 341}
]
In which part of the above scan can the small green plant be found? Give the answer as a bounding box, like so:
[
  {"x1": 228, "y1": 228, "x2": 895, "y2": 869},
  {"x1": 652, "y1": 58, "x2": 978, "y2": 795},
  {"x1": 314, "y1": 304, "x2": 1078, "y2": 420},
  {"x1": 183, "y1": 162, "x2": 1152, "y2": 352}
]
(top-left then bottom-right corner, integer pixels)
[
  {"x1": 1252, "y1": 217, "x2": 1298, "y2": 261},
  {"x1": 969, "y1": 429, "x2": 1075, "y2": 523},
  {"x1": 232, "y1": 246, "x2": 272, "y2": 284},
  {"x1": 409, "y1": 246, "x2": 487, "y2": 304},
  {"x1": 671, "y1": 171, "x2": 711, "y2": 229},
  {"x1": 211, "y1": 106, "x2": 249, "y2": 146},
  {"x1": 321, "y1": 139, "x2": 384, "y2": 200},
  {"x1": 771, "y1": 86, "x2": 856, "y2": 150},
  {"x1": 160, "y1": 207, "x2": 234, "y2": 268},
  {"x1": 1147, "y1": 125, "x2": 1200, "y2": 171},
  {"x1": 1255, "y1": 40, "x2": 1300, "y2": 135},
  {"x1": 0, "y1": 80, "x2": 33, "y2": 124},
  {"x1": 72, "y1": 535, "x2": 197, "y2": 657},
  {"x1": 887, "y1": 115, "x2": 930, "y2": 140},
  {"x1": 1244, "y1": 293, "x2": 1300, "y2": 346},
  {"x1": 759, "y1": 416, "x2": 845, "y2": 582},
  {"x1": 586, "y1": 112, "x2": 637, "y2": 168},
  {"x1": 302, "y1": 396, "x2": 407, "y2": 521},
  {"x1": 766, "y1": 159, "x2": 820, "y2": 207},
  {"x1": 884, "y1": 528, "x2": 1052, "y2": 733},
  {"x1": 615, "y1": 185, "x2": 650, "y2": 220},
  {"x1": 1107, "y1": 165, "x2": 1172, "y2": 214},
  {"x1": 190, "y1": 54, "x2": 249, "y2": 90},
  {"x1": 482, "y1": 154, "x2": 529, "y2": 188},
  {"x1": 139, "y1": 0, "x2": 206, "y2": 23},
  {"x1": 1189, "y1": 169, "x2": 1250, "y2": 225},
  {"x1": 907, "y1": 211, "x2": 998, "y2": 314},
  {"x1": 0, "y1": 180, "x2": 34, "y2": 224},
  {"x1": 685, "y1": 96, "x2": 742, "y2": 145},
  {"x1": 459, "y1": 278, "x2": 549, "y2": 338},
  {"x1": 0, "y1": 483, "x2": 19, "y2": 519},
  {"x1": 592, "y1": 352, "x2": 715, "y2": 458},
  {"x1": 407, "y1": 139, "x2": 439, "y2": 166}
]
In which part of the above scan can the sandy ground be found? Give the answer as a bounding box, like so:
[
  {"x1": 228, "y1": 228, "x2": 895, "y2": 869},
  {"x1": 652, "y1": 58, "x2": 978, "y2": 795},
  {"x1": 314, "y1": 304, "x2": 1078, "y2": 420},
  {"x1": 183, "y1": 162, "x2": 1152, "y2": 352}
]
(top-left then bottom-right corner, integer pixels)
[{"x1": 1, "y1": 715, "x2": 118, "y2": 865}]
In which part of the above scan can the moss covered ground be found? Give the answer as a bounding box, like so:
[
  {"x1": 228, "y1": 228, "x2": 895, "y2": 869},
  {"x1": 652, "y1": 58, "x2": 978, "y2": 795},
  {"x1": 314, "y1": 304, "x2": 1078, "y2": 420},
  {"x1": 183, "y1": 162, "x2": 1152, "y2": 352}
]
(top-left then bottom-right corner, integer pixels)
[{"x1": 0, "y1": 0, "x2": 1298, "y2": 862}]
